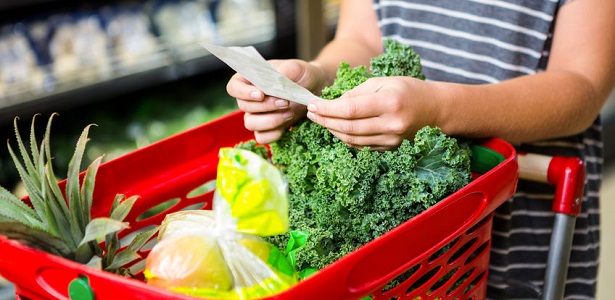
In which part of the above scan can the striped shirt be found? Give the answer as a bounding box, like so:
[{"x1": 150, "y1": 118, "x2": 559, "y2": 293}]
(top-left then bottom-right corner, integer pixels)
[{"x1": 373, "y1": 0, "x2": 602, "y2": 299}]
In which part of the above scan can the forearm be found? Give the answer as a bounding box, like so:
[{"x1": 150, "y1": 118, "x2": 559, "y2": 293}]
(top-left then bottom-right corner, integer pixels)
[
  {"x1": 435, "y1": 0, "x2": 615, "y2": 143},
  {"x1": 309, "y1": 38, "x2": 382, "y2": 90},
  {"x1": 434, "y1": 71, "x2": 609, "y2": 143},
  {"x1": 308, "y1": 0, "x2": 383, "y2": 93}
]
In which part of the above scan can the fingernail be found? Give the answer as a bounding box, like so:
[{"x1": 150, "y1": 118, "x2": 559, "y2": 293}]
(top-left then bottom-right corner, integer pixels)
[
  {"x1": 275, "y1": 99, "x2": 289, "y2": 108},
  {"x1": 306, "y1": 112, "x2": 315, "y2": 120},
  {"x1": 282, "y1": 111, "x2": 293, "y2": 120},
  {"x1": 307, "y1": 103, "x2": 317, "y2": 112},
  {"x1": 250, "y1": 91, "x2": 262, "y2": 99}
]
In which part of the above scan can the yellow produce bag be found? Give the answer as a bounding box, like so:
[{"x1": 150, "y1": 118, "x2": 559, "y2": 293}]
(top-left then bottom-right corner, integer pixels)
[{"x1": 144, "y1": 148, "x2": 296, "y2": 299}]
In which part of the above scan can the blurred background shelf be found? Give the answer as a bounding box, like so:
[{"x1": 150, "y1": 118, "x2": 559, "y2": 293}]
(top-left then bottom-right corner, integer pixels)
[{"x1": 0, "y1": 0, "x2": 292, "y2": 123}]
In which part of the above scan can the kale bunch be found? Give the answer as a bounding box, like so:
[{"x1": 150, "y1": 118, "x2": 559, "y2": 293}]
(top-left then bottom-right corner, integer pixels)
[
  {"x1": 320, "y1": 39, "x2": 425, "y2": 100},
  {"x1": 268, "y1": 123, "x2": 471, "y2": 270},
  {"x1": 264, "y1": 39, "x2": 472, "y2": 271}
]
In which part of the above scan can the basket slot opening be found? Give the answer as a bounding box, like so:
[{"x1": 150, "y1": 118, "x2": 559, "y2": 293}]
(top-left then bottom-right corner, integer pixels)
[
  {"x1": 446, "y1": 267, "x2": 475, "y2": 295},
  {"x1": 135, "y1": 198, "x2": 181, "y2": 221},
  {"x1": 447, "y1": 237, "x2": 477, "y2": 265},
  {"x1": 463, "y1": 270, "x2": 486, "y2": 295},
  {"x1": 464, "y1": 241, "x2": 489, "y2": 266},
  {"x1": 465, "y1": 214, "x2": 492, "y2": 235},
  {"x1": 429, "y1": 267, "x2": 459, "y2": 293},
  {"x1": 405, "y1": 266, "x2": 442, "y2": 295},
  {"x1": 380, "y1": 264, "x2": 420, "y2": 293},
  {"x1": 186, "y1": 179, "x2": 216, "y2": 198},
  {"x1": 428, "y1": 237, "x2": 460, "y2": 263}
]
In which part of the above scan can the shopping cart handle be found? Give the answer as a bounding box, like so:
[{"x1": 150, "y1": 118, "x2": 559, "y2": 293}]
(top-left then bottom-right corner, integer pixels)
[
  {"x1": 518, "y1": 153, "x2": 586, "y2": 300},
  {"x1": 517, "y1": 153, "x2": 585, "y2": 216}
]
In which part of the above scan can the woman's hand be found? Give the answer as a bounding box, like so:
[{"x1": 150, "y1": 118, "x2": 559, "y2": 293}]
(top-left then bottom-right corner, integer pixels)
[
  {"x1": 306, "y1": 76, "x2": 440, "y2": 151},
  {"x1": 226, "y1": 59, "x2": 327, "y2": 144}
]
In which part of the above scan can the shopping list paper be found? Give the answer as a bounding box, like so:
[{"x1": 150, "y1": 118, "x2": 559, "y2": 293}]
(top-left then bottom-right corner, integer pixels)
[{"x1": 202, "y1": 43, "x2": 321, "y2": 106}]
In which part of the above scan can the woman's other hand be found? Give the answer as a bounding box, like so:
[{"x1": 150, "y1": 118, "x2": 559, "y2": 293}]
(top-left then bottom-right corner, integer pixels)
[
  {"x1": 306, "y1": 76, "x2": 440, "y2": 151},
  {"x1": 226, "y1": 59, "x2": 327, "y2": 144}
]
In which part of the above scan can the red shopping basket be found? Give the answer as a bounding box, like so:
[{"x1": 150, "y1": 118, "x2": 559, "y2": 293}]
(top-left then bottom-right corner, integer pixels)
[{"x1": 0, "y1": 110, "x2": 519, "y2": 300}]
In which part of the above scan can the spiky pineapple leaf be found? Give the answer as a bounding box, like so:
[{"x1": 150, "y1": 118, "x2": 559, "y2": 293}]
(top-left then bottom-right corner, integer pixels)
[
  {"x1": 13, "y1": 116, "x2": 43, "y2": 193},
  {"x1": 80, "y1": 156, "x2": 104, "y2": 221},
  {"x1": 0, "y1": 185, "x2": 42, "y2": 228},
  {"x1": 110, "y1": 195, "x2": 139, "y2": 222},
  {"x1": 104, "y1": 250, "x2": 141, "y2": 271},
  {"x1": 43, "y1": 163, "x2": 75, "y2": 247},
  {"x1": 29, "y1": 114, "x2": 43, "y2": 173},
  {"x1": 127, "y1": 226, "x2": 158, "y2": 253},
  {"x1": 66, "y1": 124, "x2": 96, "y2": 238},
  {"x1": 79, "y1": 217, "x2": 129, "y2": 247},
  {"x1": 7, "y1": 139, "x2": 47, "y2": 226},
  {"x1": 86, "y1": 255, "x2": 103, "y2": 270},
  {"x1": 105, "y1": 226, "x2": 158, "y2": 274},
  {"x1": 42, "y1": 119, "x2": 71, "y2": 219},
  {"x1": 0, "y1": 222, "x2": 73, "y2": 258}
]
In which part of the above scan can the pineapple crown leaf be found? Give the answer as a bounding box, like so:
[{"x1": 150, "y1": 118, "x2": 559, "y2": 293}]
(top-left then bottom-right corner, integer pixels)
[
  {"x1": 0, "y1": 222, "x2": 73, "y2": 259},
  {"x1": 0, "y1": 184, "x2": 42, "y2": 228},
  {"x1": 127, "y1": 226, "x2": 158, "y2": 253},
  {"x1": 13, "y1": 116, "x2": 42, "y2": 189},
  {"x1": 104, "y1": 250, "x2": 140, "y2": 271},
  {"x1": 7, "y1": 139, "x2": 48, "y2": 226},
  {"x1": 78, "y1": 217, "x2": 129, "y2": 248},
  {"x1": 66, "y1": 124, "x2": 97, "y2": 236},
  {"x1": 80, "y1": 156, "x2": 104, "y2": 222},
  {"x1": 43, "y1": 162, "x2": 71, "y2": 223},
  {"x1": 110, "y1": 194, "x2": 139, "y2": 222}
]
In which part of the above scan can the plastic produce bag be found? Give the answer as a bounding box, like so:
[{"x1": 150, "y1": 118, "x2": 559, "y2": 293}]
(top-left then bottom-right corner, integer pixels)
[{"x1": 144, "y1": 148, "x2": 296, "y2": 299}]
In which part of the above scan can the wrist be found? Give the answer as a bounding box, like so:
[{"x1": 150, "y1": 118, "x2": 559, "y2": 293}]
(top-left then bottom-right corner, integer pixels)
[
  {"x1": 308, "y1": 60, "x2": 337, "y2": 94},
  {"x1": 429, "y1": 81, "x2": 456, "y2": 135}
]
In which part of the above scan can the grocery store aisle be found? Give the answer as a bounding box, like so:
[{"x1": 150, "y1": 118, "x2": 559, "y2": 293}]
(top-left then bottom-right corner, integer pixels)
[{"x1": 598, "y1": 167, "x2": 615, "y2": 299}]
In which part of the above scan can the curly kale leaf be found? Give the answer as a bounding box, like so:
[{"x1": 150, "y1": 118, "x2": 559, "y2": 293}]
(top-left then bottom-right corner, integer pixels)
[
  {"x1": 321, "y1": 63, "x2": 373, "y2": 100},
  {"x1": 268, "y1": 122, "x2": 471, "y2": 270},
  {"x1": 320, "y1": 39, "x2": 425, "y2": 101},
  {"x1": 370, "y1": 39, "x2": 426, "y2": 79},
  {"x1": 234, "y1": 140, "x2": 269, "y2": 160}
]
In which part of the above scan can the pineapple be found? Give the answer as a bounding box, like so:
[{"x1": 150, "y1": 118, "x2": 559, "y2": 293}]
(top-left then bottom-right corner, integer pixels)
[{"x1": 0, "y1": 113, "x2": 157, "y2": 275}]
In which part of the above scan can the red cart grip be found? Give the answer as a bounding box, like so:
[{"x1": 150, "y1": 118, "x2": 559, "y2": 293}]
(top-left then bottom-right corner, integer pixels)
[{"x1": 547, "y1": 156, "x2": 585, "y2": 216}]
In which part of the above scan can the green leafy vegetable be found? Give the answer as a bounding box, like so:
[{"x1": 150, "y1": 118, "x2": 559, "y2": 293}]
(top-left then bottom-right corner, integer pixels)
[
  {"x1": 261, "y1": 39, "x2": 472, "y2": 271},
  {"x1": 234, "y1": 140, "x2": 269, "y2": 161},
  {"x1": 320, "y1": 39, "x2": 426, "y2": 100}
]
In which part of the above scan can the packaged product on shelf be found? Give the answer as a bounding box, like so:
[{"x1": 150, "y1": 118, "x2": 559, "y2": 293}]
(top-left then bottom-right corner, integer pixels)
[
  {"x1": 48, "y1": 13, "x2": 112, "y2": 84},
  {"x1": 102, "y1": 4, "x2": 167, "y2": 73},
  {"x1": 215, "y1": 0, "x2": 276, "y2": 45},
  {"x1": 0, "y1": 24, "x2": 48, "y2": 102},
  {"x1": 153, "y1": 0, "x2": 218, "y2": 61}
]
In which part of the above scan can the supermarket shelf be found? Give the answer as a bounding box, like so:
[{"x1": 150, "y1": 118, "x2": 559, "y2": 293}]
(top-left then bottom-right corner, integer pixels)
[
  {"x1": 0, "y1": 0, "x2": 58, "y2": 11},
  {"x1": 0, "y1": 39, "x2": 276, "y2": 123},
  {"x1": 0, "y1": 0, "x2": 281, "y2": 124}
]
